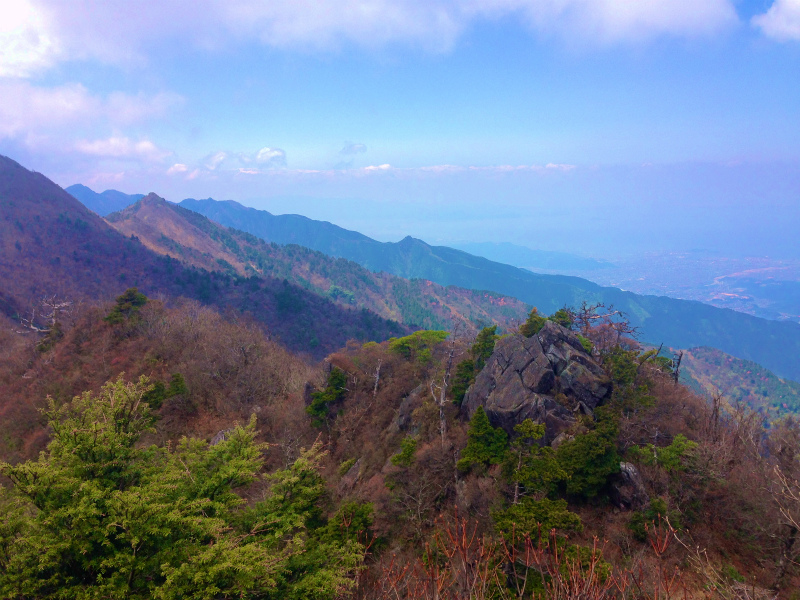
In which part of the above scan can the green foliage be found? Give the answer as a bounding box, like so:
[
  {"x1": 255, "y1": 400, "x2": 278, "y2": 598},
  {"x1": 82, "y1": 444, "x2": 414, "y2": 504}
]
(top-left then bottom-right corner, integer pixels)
[
  {"x1": 628, "y1": 434, "x2": 698, "y2": 474},
  {"x1": 307, "y1": 367, "x2": 348, "y2": 426},
  {"x1": 389, "y1": 330, "x2": 449, "y2": 365},
  {"x1": 721, "y1": 564, "x2": 745, "y2": 583},
  {"x1": 520, "y1": 307, "x2": 547, "y2": 337},
  {"x1": 391, "y1": 436, "x2": 418, "y2": 467},
  {"x1": 324, "y1": 501, "x2": 374, "y2": 545},
  {"x1": 142, "y1": 373, "x2": 188, "y2": 409},
  {"x1": 0, "y1": 377, "x2": 364, "y2": 599},
  {"x1": 450, "y1": 326, "x2": 498, "y2": 406},
  {"x1": 604, "y1": 346, "x2": 640, "y2": 387},
  {"x1": 36, "y1": 321, "x2": 64, "y2": 353},
  {"x1": 457, "y1": 407, "x2": 508, "y2": 472},
  {"x1": 450, "y1": 358, "x2": 475, "y2": 406},
  {"x1": 338, "y1": 458, "x2": 357, "y2": 476},
  {"x1": 504, "y1": 420, "x2": 566, "y2": 496},
  {"x1": 576, "y1": 334, "x2": 593, "y2": 354},
  {"x1": 104, "y1": 287, "x2": 148, "y2": 324},
  {"x1": 550, "y1": 308, "x2": 574, "y2": 329},
  {"x1": 235, "y1": 445, "x2": 365, "y2": 600},
  {"x1": 493, "y1": 498, "x2": 583, "y2": 539},
  {"x1": 628, "y1": 498, "x2": 681, "y2": 542},
  {"x1": 327, "y1": 284, "x2": 355, "y2": 305},
  {"x1": 555, "y1": 410, "x2": 621, "y2": 498},
  {"x1": 472, "y1": 325, "x2": 498, "y2": 372}
]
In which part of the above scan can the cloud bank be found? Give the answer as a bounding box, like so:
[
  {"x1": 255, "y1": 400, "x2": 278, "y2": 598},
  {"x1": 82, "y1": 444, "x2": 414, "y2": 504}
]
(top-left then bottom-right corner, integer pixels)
[{"x1": 0, "y1": 0, "x2": 748, "y2": 79}]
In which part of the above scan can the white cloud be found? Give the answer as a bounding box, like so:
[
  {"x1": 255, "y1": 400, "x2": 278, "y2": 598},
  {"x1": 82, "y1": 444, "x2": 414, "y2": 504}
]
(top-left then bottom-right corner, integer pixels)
[
  {"x1": 255, "y1": 146, "x2": 287, "y2": 166},
  {"x1": 1, "y1": 0, "x2": 741, "y2": 79},
  {"x1": 167, "y1": 163, "x2": 189, "y2": 174},
  {"x1": 0, "y1": 81, "x2": 184, "y2": 139},
  {"x1": 0, "y1": 0, "x2": 58, "y2": 77},
  {"x1": 753, "y1": 0, "x2": 800, "y2": 41},
  {"x1": 364, "y1": 163, "x2": 392, "y2": 171},
  {"x1": 204, "y1": 151, "x2": 228, "y2": 170},
  {"x1": 106, "y1": 91, "x2": 185, "y2": 124},
  {"x1": 75, "y1": 136, "x2": 171, "y2": 162}
]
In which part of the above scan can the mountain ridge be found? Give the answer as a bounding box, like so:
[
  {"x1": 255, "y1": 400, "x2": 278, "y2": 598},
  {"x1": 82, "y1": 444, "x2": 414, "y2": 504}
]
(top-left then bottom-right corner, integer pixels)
[
  {"x1": 0, "y1": 156, "x2": 406, "y2": 358},
  {"x1": 106, "y1": 193, "x2": 532, "y2": 332},
  {"x1": 65, "y1": 184, "x2": 144, "y2": 216},
  {"x1": 180, "y1": 196, "x2": 800, "y2": 381}
]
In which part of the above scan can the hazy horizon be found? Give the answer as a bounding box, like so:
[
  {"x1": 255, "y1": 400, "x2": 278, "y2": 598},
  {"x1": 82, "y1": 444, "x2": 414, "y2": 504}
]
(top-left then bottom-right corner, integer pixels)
[{"x1": 2, "y1": 0, "x2": 799, "y2": 258}]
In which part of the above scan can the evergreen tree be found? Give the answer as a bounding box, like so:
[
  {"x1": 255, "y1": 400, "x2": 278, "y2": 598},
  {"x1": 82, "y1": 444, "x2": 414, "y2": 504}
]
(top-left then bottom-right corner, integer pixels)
[
  {"x1": 0, "y1": 377, "x2": 363, "y2": 599},
  {"x1": 457, "y1": 407, "x2": 508, "y2": 472},
  {"x1": 471, "y1": 325, "x2": 498, "y2": 372},
  {"x1": 104, "y1": 287, "x2": 148, "y2": 324},
  {"x1": 519, "y1": 307, "x2": 547, "y2": 337},
  {"x1": 307, "y1": 367, "x2": 348, "y2": 426}
]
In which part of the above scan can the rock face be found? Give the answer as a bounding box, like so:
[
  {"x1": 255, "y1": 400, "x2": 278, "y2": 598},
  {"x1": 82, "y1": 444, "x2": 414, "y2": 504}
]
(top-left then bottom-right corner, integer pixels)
[
  {"x1": 461, "y1": 322, "x2": 611, "y2": 443},
  {"x1": 610, "y1": 462, "x2": 649, "y2": 510}
]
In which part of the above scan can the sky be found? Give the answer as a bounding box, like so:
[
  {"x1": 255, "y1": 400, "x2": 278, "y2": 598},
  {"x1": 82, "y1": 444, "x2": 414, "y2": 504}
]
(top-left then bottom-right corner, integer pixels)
[{"x1": 0, "y1": 0, "x2": 799, "y2": 257}]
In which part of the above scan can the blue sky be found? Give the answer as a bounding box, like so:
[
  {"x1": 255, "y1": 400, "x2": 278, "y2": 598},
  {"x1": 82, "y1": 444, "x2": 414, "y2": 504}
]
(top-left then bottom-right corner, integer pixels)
[{"x1": 1, "y1": 0, "x2": 798, "y2": 257}]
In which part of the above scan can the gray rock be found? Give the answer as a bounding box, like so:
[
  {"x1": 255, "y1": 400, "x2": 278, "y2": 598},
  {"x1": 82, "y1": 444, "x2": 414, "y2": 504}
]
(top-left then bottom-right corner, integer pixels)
[
  {"x1": 462, "y1": 325, "x2": 611, "y2": 443},
  {"x1": 610, "y1": 462, "x2": 649, "y2": 511},
  {"x1": 550, "y1": 432, "x2": 574, "y2": 450},
  {"x1": 210, "y1": 428, "x2": 234, "y2": 446},
  {"x1": 390, "y1": 384, "x2": 424, "y2": 433},
  {"x1": 339, "y1": 457, "x2": 362, "y2": 492},
  {"x1": 538, "y1": 321, "x2": 611, "y2": 409}
]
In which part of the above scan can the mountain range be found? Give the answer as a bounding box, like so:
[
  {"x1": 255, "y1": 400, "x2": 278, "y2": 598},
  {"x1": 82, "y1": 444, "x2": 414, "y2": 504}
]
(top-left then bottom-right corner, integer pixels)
[
  {"x1": 59, "y1": 183, "x2": 800, "y2": 382},
  {"x1": 0, "y1": 156, "x2": 405, "y2": 358},
  {"x1": 65, "y1": 184, "x2": 144, "y2": 216},
  {"x1": 179, "y1": 197, "x2": 800, "y2": 382},
  {"x1": 105, "y1": 194, "x2": 531, "y2": 332}
]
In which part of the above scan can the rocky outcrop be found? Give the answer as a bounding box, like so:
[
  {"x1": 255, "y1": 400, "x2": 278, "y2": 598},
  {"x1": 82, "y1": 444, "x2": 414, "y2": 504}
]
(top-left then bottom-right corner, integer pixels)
[
  {"x1": 461, "y1": 322, "x2": 611, "y2": 443},
  {"x1": 610, "y1": 462, "x2": 649, "y2": 510}
]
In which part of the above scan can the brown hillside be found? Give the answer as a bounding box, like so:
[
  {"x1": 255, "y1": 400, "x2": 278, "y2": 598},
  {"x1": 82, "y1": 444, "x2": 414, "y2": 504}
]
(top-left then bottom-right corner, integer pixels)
[
  {"x1": 0, "y1": 155, "x2": 407, "y2": 358},
  {"x1": 105, "y1": 193, "x2": 532, "y2": 333}
]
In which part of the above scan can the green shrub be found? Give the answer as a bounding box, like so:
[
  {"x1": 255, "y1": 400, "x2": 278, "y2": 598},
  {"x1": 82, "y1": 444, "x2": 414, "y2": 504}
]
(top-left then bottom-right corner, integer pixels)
[
  {"x1": 520, "y1": 308, "x2": 547, "y2": 337},
  {"x1": 555, "y1": 410, "x2": 620, "y2": 498},
  {"x1": 576, "y1": 334, "x2": 593, "y2": 354},
  {"x1": 628, "y1": 498, "x2": 681, "y2": 541},
  {"x1": 390, "y1": 436, "x2": 418, "y2": 467},
  {"x1": 338, "y1": 458, "x2": 357, "y2": 476},
  {"x1": 549, "y1": 308, "x2": 574, "y2": 329},
  {"x1": 493, "y1": 498, "x2": 582, "y2": 538},
  {"x1": 389, "y1": 330, "x2": 449, "y2": 365},
  {"x1": 457, "y1": 407, "x2": 508, "y2": 472},
  {"x1": 104, "y1": 287, "x2": 148, "y2": 325},
  {"x1": 307, "y1": 367, "x2": 348, "y2": 426},
  {"x1": 628, "y1": 434, "x2": 698, "y2": 474}
]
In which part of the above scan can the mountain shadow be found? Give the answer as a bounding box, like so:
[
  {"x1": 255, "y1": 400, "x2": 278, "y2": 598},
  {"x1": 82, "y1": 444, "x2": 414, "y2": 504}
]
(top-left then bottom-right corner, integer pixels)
[{"x1": 0, "y1": 156, "x2": 406, "y2": 358}]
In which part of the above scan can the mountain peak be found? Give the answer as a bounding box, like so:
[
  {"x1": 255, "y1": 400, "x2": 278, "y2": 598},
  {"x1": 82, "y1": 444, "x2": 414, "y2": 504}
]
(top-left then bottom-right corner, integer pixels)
[{"x1": 139, "y1": 192, "x2": 168, "y2": 205}]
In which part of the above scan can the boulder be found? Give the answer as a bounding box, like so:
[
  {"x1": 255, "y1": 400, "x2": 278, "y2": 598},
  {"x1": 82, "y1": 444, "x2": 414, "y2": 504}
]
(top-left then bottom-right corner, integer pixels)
[
  {"x1": 537, "y1": 321, "x2": 611, "y2": 409},
  {"x1": 390, "y1": 384, "x2": 424, "y2": 433},
  {"x1": 610, "y1": 462, "x2": 649, "y2": 510},
  {"x1": 461, "y1": 324, "x2": 611, "y2": 443},
  {"x1": 339, "y1": 457, "x2": 363, "y2": 492}
]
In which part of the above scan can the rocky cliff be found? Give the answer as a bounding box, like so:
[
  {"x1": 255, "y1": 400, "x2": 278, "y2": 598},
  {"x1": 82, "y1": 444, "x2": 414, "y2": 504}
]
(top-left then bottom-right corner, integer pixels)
[{"x1": 462, "y1": 321, "x2": 611, "y2": 443}]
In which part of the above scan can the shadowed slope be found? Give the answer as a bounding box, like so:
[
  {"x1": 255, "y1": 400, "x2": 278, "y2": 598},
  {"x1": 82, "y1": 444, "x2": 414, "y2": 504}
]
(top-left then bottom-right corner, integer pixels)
[{"x1": 0, "y1": 155, "x2": 406, "y2": 358}]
